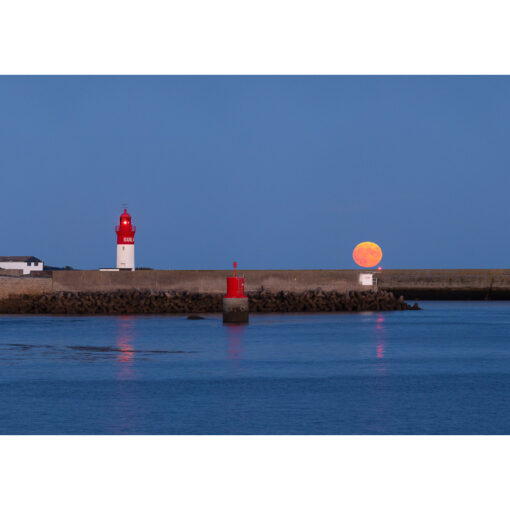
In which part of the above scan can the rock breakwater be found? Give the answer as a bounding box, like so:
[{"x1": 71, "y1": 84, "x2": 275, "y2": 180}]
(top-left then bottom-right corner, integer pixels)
[{"x1": 0, "y1": 289, "x2": 419, "y2": 314}]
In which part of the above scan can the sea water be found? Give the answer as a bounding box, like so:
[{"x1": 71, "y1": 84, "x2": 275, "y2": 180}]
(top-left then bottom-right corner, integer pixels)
[{"x1": 0, "y1": 301, "x2": 509, "y2": 434}]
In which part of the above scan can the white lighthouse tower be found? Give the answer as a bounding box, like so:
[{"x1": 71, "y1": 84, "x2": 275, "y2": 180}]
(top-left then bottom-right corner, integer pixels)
[{"x1": 115, "y1": 208, "x2": 136, "y2": 270}]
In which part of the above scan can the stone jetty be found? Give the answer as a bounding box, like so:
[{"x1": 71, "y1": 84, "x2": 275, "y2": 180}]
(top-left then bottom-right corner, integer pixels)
[{"x1": 0, "y1": 289, "x2": 419, "y2": 314}]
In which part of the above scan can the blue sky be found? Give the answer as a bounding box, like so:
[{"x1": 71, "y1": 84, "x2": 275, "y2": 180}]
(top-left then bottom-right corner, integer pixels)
[{"x1": 0, "y1": 76, "x2": 508, "y2": 269}]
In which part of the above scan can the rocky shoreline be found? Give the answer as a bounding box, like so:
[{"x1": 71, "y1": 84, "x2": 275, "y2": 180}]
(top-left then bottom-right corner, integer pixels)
[{"x1": 0, "y1": 289, "x2": 420, "y2": 314}]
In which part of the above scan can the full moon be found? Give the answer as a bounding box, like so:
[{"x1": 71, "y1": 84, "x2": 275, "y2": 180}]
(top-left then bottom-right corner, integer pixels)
[{"x1": 353, "y1": 242, "x2": 383, "y2": 268}]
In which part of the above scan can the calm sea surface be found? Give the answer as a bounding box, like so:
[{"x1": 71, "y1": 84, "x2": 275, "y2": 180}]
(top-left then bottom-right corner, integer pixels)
[{"x1": 1, "y1": 302, "x2": 509, "y2": 434}]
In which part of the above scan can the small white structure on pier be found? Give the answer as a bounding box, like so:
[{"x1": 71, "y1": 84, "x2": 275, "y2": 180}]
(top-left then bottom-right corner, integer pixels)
[{"x1": 359, "y1": 273, "x2": 374, "y2": 286}]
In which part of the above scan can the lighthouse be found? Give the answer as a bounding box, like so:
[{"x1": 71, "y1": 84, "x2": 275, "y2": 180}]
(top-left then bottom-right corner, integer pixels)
[{"x1": 115, "y1": 209, "x2": 136, "y2": 270}]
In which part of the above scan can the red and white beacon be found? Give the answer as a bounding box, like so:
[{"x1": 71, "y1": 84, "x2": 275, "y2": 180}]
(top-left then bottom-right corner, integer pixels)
[{"x1": 115, "y1": 208, "x2": 136, "y2": 270}]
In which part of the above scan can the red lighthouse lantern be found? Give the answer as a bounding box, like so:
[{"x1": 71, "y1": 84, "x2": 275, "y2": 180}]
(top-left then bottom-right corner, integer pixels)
[
  {"x1": 115, "y1": 208, "x2": 136, "y2": 270},
  {"x1": 223, "y1": 261, "x2": 249, "y2": 323}
]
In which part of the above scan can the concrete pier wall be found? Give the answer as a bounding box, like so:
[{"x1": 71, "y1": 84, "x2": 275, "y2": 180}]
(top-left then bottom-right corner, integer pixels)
[
  {"x1": 50, "y1": 270, "x2": 366, "y2": 294},
  {"x1": 0, "y1": 275, "x2": 53, "y2": 299},
  {"x1": 377, "y1": 269, "x2": 510, "y2": 299},
  {"x1": 2, "y1": 269, "x2": 510, "y2": 300}
]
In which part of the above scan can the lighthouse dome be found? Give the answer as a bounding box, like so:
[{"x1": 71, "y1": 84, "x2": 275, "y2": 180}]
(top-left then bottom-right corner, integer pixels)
[
  {"x1": 115, "y1": 208, "x2": 136, "y2": 236},
  {"x1": 120, "y1": 208, "x2": 131, "y2": 222}
]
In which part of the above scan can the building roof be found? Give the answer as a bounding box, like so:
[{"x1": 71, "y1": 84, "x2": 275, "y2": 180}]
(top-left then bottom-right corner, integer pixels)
[{"x1": 0, "y1": 256, "x2": 42, "y2": 263}]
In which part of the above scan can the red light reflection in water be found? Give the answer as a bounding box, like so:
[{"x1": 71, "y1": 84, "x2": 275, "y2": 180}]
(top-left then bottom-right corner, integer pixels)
[
  {"x1": 375, "y1": 315, "x2": 385, "y2": 359},
  {"x1": 112, "y1": 316, "x2": 139, "y2": 432},
  {"x1": 116, "y1": 316, "x2": 136, "y2": 379},
  {"x1": 225, "y1": 324, "x2": 246, "y2": 360},
  {"x1": 374, "y1": 314, "x2": 387, "y2": 374}
]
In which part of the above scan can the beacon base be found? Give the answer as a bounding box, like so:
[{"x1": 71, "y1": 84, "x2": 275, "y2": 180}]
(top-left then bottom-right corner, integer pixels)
[{"x1": 223, "y1": 297, "x2": 249, "y2": 323}]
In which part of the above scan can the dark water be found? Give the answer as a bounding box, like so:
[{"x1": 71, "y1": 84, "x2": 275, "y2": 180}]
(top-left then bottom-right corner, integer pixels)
[{"x1": 1, "y1": 302, "x2": 509, "y2": 434}]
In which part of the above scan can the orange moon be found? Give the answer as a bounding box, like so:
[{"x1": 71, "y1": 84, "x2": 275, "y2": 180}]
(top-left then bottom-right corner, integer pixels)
[{"x1": 353, "y1": 242, "x2": 383, "y2": 268}]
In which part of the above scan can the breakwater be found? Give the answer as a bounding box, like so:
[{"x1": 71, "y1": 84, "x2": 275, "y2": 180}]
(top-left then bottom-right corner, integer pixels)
[
  {"x1": 0, "y1": 289, "x2": 419, "y2": 314},
  {"x1": 3, "y1": 269, "x2": 510, "y2": 301}
]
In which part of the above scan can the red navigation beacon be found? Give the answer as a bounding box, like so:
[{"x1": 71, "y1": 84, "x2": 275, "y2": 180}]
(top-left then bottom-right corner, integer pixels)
[
  {"x1": 223, "y1": 261, "x2": 249, "y2": 323},
  {"x1": 225, "y1": 261, "x2": 246, "y2": 298},
  {"x1": 115, "y1": 209, "x2": 136, "y2": 270}
]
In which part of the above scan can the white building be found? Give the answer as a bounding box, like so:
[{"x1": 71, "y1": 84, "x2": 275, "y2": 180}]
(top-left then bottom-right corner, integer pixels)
[
  {"x1": 359, "y1": 273, "x2": 374, "y2": 286},
  {"x1": 0, "y1": 256, "x2": 44, "y2": 275}
]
